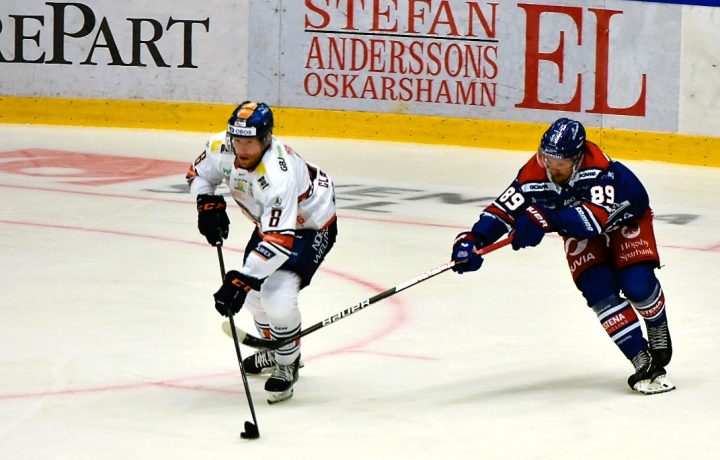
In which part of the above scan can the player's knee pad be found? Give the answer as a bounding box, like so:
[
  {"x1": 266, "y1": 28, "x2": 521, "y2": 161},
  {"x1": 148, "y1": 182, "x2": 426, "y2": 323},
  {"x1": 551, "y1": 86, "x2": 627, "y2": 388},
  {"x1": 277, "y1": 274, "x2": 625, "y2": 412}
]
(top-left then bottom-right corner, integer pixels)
[
  {"x1": 261, "y1": 270, "x2": 302, "y2": 356},
  {"x1": 576, "y1": 264, "x2": 619, "y2": 307},
  {"x1": 618, "y1": 262, "x2": 659, "y2": 302},
  {"x1": 260, "y1": 270, "x2": 301, "y2": 322},
  {"x1": 591, "y1": 294, "x2": 645, "y2": 360}
]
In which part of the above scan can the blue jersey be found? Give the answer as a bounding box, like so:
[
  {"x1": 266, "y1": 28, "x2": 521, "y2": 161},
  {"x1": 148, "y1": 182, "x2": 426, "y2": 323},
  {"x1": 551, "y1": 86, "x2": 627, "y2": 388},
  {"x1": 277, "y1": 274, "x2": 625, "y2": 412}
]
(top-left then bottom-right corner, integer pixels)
[{"x1": 473, "y1": 141, "x2": 651, "y2": 243}]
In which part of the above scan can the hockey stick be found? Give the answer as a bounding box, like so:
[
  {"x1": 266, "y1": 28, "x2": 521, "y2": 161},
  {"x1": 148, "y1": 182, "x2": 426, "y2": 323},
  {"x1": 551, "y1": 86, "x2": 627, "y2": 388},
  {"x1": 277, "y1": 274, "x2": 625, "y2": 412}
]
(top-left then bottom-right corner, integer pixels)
[
  {"x1": 223, "y1": 235, "x2": 513, "y2": 350},
  {"x1": 216, "y1": 245, "x2": 260, "y2": 440}
]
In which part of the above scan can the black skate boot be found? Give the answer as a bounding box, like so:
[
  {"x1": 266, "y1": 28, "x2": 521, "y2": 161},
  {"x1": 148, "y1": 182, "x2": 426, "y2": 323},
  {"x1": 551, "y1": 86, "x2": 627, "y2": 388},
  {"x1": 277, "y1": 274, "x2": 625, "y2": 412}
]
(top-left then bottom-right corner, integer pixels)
[
  {"x1": 647, "y1": 321, "x2": 672, "y2": 367},
  {"x1": 242, "y1": 349, "x2": 276, "y2": 375},
  {"x1": 265, "y1": 355, "x2": 300, "y2": 404},
  {"x1": 628, "y1": 347, "x2": 675, "y2": 395}
]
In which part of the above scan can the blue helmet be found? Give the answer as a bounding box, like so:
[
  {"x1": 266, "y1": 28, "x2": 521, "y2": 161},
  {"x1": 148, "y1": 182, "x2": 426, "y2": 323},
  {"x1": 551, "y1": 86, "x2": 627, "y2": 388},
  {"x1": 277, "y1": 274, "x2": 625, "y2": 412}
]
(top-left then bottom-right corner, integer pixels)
[
  {"x1": 227, "y1": 101, "x2": 273, "y2": 140},
  {"x1": 539, "y1": 118, "x2": 586, "y2": 160}
]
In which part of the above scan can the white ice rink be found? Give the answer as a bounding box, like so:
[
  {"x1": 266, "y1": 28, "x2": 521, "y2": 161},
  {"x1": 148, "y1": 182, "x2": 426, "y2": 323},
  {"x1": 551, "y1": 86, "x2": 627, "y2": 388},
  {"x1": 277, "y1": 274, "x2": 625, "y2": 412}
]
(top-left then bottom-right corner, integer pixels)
[{"x1": 1, "y1": 124, "x2": 719, "y2": 459}]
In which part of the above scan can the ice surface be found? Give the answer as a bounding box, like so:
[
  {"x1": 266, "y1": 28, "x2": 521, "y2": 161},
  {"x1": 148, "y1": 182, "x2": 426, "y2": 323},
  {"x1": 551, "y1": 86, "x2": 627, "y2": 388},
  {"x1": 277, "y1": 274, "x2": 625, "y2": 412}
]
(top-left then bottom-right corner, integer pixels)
[{"x1": 1, "y1": 124, "x2": 718, "y2": 459}]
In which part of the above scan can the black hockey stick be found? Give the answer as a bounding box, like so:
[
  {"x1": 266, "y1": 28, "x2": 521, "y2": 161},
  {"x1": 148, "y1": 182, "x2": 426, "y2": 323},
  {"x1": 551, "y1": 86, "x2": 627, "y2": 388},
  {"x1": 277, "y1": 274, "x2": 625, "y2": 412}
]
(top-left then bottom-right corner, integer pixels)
[
  {"x1": 216, "y1": 245, "x2": 260, "y2": 440},
  {"x1": 223, "y1": 235, "x2": 513, "y2": 350}
]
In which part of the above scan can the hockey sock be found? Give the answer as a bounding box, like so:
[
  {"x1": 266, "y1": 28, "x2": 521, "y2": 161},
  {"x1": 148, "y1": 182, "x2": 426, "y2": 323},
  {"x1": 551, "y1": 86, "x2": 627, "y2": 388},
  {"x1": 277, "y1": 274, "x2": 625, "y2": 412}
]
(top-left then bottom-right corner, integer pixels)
[
  {"x1": 255, "y1": 320, "x2": 272, "y2": 339},
  {"x1": 591, "y1": 294, "x2": 647, "y2": 360},
  {"x1": 629, "y1": 283, "x2": 667, "y2": 327},
  {"x1": 271, "y1": 323, "x2": 301, "y2": 365}
]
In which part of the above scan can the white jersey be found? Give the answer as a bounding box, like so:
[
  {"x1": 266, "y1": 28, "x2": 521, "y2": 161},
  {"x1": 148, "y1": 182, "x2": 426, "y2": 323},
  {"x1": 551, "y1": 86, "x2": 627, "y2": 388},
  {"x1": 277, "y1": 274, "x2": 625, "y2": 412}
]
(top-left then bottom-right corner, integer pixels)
[{"x1": 188, "y1": 132, "x2": 336, "y2": 280}]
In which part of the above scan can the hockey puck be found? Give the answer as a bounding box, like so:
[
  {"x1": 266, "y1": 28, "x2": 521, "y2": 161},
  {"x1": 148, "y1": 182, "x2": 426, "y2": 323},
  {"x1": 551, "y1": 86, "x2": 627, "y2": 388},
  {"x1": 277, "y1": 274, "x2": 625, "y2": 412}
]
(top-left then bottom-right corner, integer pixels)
[{"x1": 240, "y1": 421, "x2": 260, "y2": 439}]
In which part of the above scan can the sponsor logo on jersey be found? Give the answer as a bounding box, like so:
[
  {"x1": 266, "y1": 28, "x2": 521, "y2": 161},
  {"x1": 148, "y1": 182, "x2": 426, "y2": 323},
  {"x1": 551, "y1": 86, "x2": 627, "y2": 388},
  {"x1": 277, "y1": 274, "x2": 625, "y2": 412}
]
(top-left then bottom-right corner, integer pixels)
[
  {"x1": 253, "y1": 245, "x2": 276, "y2": 260},
  {"x1": 522, "y1": 182, "x2": 554, "y2": 192},
  {"x1": 620, "y1": 225, "x2": 641, "y2": 239},
  {"x1": 569, "y1": 252, "x2": 596, "y2": 274},
  {"x1": 564, "y1": 238, "x2": 588, "y2": 257},
  {"x1": 276, "y1": 147, "x2": 288, "y2": 172},
  {"x1": 574, "y1": 169, "x2": 602, "y2": 181},
  {"x1": 619, "y1": 248, "x2": 654, "y2": 263},
  {"x1": 234, "y1": 179, "x2": 247, "y2": 192},
  {"x1": 258, "y1": 176, "x2": 269, "y2": 190},
  {"x1": 312, "y1": 230, "x2": 330, "y2": 263},
  {"x1": 272, "y1": 197, "x2": 282, "y2": 208}
]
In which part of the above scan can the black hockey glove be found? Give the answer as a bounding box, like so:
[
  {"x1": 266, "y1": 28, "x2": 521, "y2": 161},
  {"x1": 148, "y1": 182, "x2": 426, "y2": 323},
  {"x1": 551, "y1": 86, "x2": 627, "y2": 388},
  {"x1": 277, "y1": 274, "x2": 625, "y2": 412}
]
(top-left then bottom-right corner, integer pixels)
[
  {"x1": 451, "y1": 232, "x2": 484, "y2": 274},
  {"x1": 213, "y1": 271, "x2": 263, "y2": 317},
  {"x1": 196, "y1": 194, "x2": 229, "y2": 246},
  {"x1": 511, "y1": 205, "x2": 554, "y2": 250}
]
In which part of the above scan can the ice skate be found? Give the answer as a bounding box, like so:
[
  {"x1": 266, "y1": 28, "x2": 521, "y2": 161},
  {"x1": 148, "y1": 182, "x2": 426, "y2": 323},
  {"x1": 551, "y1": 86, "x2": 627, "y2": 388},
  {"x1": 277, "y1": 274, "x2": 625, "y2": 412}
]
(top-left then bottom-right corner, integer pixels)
[
  {"x1": 265, "y1": 355, "x2": 300, "y2": 404},
  {"x1": 647, "y1": 321, "x2": 673, "y2": 367},
  {"x1": 628, "y1": 348, "x2": 676, "y2": 395},
  {"x1": 243, "y1": 349, "x2": 276, "y2": 375}
]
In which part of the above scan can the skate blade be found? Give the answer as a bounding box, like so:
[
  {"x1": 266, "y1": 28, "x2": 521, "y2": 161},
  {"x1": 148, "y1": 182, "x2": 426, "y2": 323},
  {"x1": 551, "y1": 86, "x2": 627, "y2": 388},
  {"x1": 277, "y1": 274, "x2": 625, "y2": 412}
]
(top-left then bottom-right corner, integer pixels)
[
  {"x1": 633, "y1": 374, "x2": 676, "y2": 395},
  {"x1": 267, "y1": 389, "x2": 293, "y2": 405}
]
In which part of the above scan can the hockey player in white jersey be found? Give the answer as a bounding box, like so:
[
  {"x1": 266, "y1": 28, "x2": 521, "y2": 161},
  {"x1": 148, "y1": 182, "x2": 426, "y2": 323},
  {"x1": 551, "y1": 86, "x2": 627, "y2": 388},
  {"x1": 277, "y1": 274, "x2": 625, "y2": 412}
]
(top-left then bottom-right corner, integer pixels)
[{"x1": 186, "y1": 101, "x2": 338, "y2": 403}]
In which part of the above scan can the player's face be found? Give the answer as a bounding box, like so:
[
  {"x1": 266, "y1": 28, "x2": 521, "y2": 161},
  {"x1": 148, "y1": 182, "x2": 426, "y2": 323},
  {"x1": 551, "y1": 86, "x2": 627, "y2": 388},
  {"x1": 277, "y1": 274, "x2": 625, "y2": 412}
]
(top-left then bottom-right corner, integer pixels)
[
  {"x1": 543, "y1": 156, "x2": 575, "y2": 184},
  {"x1": 231, "y1": 136, "x2": 265, "y2": 170}
]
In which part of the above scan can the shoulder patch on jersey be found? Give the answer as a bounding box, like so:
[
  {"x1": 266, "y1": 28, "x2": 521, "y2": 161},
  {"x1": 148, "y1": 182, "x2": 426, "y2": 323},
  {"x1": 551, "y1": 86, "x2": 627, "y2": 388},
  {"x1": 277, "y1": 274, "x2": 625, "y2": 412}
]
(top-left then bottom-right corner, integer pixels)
[{"x1": 211, "y1": 140, "x2": 223, "y2": 152}]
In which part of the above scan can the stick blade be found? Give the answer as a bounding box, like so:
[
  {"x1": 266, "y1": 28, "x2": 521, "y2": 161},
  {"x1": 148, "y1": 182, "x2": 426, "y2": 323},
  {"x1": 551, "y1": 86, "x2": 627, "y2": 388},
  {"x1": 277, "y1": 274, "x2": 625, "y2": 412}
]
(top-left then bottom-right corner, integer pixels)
[
  {"x1": 240, "y1": 421, "x2": 260, "y2": 439},
  {"x1": 222, "y1": 321, "x2": 246, "y2": 341}
]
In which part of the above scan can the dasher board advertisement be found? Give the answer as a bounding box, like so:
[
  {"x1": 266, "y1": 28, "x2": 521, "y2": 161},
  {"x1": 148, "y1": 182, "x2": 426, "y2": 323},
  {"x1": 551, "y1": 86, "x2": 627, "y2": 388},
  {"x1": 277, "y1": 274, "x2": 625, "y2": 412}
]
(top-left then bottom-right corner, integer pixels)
[
  {"x1": 248, "y1": 0, "x2": 681, "y2": 132},
  {"x1": 0, "y1": 0, "x2": 249, "y2": 102}
]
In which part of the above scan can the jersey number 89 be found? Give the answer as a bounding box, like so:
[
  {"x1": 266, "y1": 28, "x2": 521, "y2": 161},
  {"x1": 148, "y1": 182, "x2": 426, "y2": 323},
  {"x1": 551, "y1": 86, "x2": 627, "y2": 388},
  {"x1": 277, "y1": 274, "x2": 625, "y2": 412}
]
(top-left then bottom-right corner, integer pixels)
[
  {"x1": 498, "y1": 186, "x2": 525, "y2": 211},
  {"x1": 590, "y1": 185, "x2": 615, "y2": 205}
]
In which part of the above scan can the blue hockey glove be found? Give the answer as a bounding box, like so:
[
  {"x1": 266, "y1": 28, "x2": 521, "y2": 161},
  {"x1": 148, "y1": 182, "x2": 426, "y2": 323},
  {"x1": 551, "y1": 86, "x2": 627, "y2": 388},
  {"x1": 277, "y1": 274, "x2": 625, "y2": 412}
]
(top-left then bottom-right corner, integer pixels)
[
  {"x1": 512, "y1": 205, "x2": 554, "y2": 250},
  {"x1": 451, "y1": 232, "x2": 484, "y2": 274},
  {"x1": 213, "y1": 271, "x2": 262, "y2": 317}
]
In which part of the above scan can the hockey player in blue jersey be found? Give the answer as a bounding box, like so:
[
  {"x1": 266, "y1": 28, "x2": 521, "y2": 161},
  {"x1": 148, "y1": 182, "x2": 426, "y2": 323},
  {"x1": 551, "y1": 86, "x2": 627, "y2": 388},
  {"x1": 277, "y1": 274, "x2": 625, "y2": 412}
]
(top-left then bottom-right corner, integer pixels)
[{"x1": 451, "y1": 118, "x2": 674, "y2": 394}]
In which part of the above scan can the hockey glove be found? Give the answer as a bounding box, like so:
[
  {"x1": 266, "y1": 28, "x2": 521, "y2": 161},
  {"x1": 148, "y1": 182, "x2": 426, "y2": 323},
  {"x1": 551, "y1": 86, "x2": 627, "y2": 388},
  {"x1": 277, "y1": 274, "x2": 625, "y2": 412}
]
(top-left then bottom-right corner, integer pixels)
[
  {"x1": 213, "y1": 271, "x2": 263, "y2": 317},
  {"x1": 451, "y1": 232, "x2": 485, "y2": 274},
  {"x1": 511, "y1": 205, "x2": 554, "y2": 250},
  {"x1": 197, "y1": 194, "x2": 230, "y2": 246}
]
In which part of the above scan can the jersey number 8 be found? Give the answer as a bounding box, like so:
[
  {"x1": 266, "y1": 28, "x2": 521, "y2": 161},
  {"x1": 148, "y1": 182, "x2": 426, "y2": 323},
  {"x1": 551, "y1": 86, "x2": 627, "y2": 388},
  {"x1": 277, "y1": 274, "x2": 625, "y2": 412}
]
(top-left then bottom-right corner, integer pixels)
[{"x1": 269, "y1": 209, "x2": 282, "y2": 227}]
